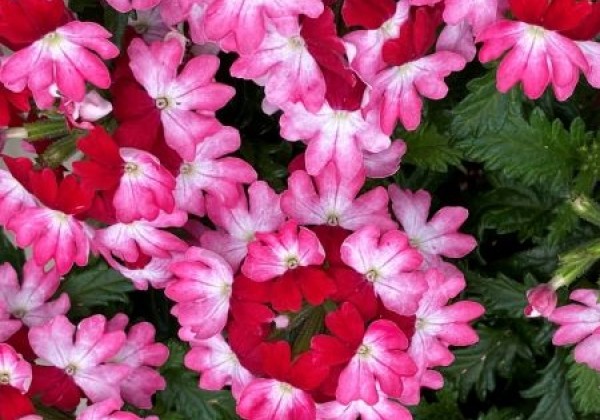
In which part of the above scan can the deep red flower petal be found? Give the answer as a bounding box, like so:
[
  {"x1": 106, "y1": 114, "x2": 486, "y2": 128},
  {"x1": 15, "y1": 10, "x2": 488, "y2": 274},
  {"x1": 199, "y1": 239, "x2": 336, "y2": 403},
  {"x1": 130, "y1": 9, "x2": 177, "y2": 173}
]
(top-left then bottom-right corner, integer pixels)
[
  {"x1": 309, "y1": 226, "x2": 351, "y2": 268},
  {"x1": 260, "y1": 341, "x2": 292, "y2": 381},
  {"x1": 28, "y1": 366, "x2": 81, "y2": 411},
  {"x1": 342, "y1": 0, "x2": 396, "y2": 29},
  {"x1": 270, "y1": 273, "x2": 303, "y2": 312},
  {"x1": 0, "y1": 385, "x2": 36, "y2": 420},
  {"x1": 509, "y1": 0, "x2": 549, "y2": 25},
  {"x1": 295, "y1": 267, "x2": 337, "y2": 306},
  {"x1": 0, "y1": 0, "x2": 70, "y2": 50},
  {"x1": 288, "y1": 352, "x2": 330, "y2": 391},
  {"x1": 563, "y1": 2, "x2": 600, "y2": 39},
  {"x1": 55, "y1": 174, "x2": 94, "y2": 215},
  {"x1": 543, "y1": 0, "x2": 592, "y2": 32},
  {"x1": 328, "y1": 266, "x2": 379, "y2": 320},
  {"x1": 310, "y1": 334, "x2": 354, "y2": 366},
  {"x1": 324, "y1": 302, "x2": 365, "y2": 348},
  {"x1": 382, "y1": 6, "x2": 442, "y2": 66}
]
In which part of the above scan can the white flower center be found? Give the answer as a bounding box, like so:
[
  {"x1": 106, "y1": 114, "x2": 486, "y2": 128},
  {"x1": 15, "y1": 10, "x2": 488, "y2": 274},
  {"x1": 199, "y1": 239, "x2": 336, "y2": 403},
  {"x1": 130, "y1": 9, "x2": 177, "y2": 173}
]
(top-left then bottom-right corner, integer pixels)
[
  {"x1": 357, "y1": 344, "x2": 373, "y2": 359},
  {"x1": 0, "y1": 372, "x2": 10, "y2": 385},
  {"x1": 365, "y1": 269, "x2": 380, "y2": 283}
]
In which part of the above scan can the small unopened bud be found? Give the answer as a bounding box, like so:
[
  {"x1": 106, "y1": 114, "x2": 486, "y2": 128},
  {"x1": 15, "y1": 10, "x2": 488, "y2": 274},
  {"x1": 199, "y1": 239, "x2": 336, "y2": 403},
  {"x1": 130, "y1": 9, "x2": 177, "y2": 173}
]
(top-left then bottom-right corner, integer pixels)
[{"x1": 524, "y1": 284, "x2": 558, "y2": 318}]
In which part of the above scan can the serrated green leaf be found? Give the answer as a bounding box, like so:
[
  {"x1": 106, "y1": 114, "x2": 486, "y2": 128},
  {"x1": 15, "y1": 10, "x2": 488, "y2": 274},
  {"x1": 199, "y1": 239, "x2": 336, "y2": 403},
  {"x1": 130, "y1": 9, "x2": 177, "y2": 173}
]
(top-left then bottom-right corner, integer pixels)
[
  {"x1": 522, "y1": 352, "x2": 574, "y2": 420},
  {"x1": 413, "y1": 387, "x2": 464, "y2": 420},
  {"x1": 457, "y1": 109, "x2": 583, "y2": 191},
  {"x1": 400, "y1": 123, "x2": 463, "y2": 172},
  {"x1": 468, "y1": 273, "x2": 534, "y2": 318},
  {"x1": 443, "y1": 325, "x2": 533, "y2": 400},
  {"x1": 58, "y1": 260, "x2": 133, "y2": 317},
  {"x1": 478, "y1": 407, "x2": 525, "y2": 420},
  {"x1": 451, "y1": 70, "x2": 523, "y2": 139},
  {"x1": 156, "y1": 341, "x2": 239, "y2": 420},
  {"x1": 475, "y1": 183, "x2": 559, "y2": 242},
  {"x1": 567, "y1": 361, "x2": 600, "y2": 415}
]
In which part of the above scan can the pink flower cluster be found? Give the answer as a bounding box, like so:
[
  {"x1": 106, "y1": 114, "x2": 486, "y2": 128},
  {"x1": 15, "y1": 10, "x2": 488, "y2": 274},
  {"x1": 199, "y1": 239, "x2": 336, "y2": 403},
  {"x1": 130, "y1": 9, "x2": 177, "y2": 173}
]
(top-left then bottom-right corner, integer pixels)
[
  {"x1": 526, "y1": 284, "x2": 600, "y2": 374},
  {"x1": 11, "y1": 0, "x2": 580, "y2": 417},
  {"x1": 0, "y1": 262, "x2": 167, "y2": 418}
]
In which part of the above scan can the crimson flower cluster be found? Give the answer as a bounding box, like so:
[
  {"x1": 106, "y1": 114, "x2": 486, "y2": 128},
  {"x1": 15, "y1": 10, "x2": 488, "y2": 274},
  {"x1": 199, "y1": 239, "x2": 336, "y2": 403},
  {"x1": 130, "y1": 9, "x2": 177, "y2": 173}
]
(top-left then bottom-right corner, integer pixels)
[{"x1": 0, "y1": 0, "x2": 596, "y2": 418}]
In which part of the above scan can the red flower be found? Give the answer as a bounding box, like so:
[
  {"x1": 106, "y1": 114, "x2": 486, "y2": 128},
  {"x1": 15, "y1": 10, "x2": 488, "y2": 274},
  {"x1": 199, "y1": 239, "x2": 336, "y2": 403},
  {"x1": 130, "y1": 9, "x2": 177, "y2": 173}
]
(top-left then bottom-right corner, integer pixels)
[
  {"x1": 301, "y1": 8, "x2": 363, "y2": 110},
  {"x1": 0, "y1": 86, "x2": 30, "y2": 127},
  {"x1": 562, "y1": 1, "x2": 600, "y2": 39},
  {"x1": 382, "y1": 6, "x2": 443, "y2": 66},
  {"x1": 0, "y1": 385, "x2": 36, "y2": 420},
  {"x1": 268, "y1": 267, "x2": 337, "y2": 312},
  {"x1": 260, "y1": 341, "x2": 329, "y2": 391},
  {"x1": 311, "y1": 303, "x2": 366, "y2": 367},
  {"x1": 73, "y1": 127, "x2": 123, "y2": 192},
  {"x1": 27, "y1": 366, "x2": 82, "y2": 411},
  {"x1": 0, "y1": 0, "x2": 70, "y2": 50},
  {"x1": 509, "y1": 0, "x2": 592, "y2": 32},
  {"x1": 29, "y1": 169, "x2": 93, "y2": 216},
  {"x1": 342, "y1": 0, "x2": 396, "y2": 29}
]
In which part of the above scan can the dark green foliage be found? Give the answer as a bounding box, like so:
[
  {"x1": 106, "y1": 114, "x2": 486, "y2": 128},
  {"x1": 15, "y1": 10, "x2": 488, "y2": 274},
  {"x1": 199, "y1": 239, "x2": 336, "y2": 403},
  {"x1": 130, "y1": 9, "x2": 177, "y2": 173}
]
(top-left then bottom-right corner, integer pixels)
[
  {"x1": 567, "y1": 361, "x2": 600, "y2": 416},
  {"x1": 58, "y1": 260, "x2": 134, "y2": 318},
  {"x1": 0, "y1": 229, "x2": 24, "y2": 270},
  {"x1": 153, "y1": 341, "x2": 239, "y2": 420}
]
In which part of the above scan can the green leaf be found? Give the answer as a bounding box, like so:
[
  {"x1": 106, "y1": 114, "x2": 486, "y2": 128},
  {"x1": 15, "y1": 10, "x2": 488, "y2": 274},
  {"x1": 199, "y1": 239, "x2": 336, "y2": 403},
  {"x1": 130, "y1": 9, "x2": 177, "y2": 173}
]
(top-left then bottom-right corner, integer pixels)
[
  {"x1": 155, "y1": 341, "x2": 239, "y2": 420},
  {"x1": 468, "y1": 273, "x2": 534, "y2": 318},
  {"x1": 0, "y1": 229, "x2": 24, "y2": 269},
  {"x1": 457, "y1": 109, "x2": 584, "y2": 191},
  {"x1": 443, "y1": 325, "x2": 533, "y2": 400},
  {"x1": 475, "y1": 182, "x2": 559, "y2": 242},
  {"x1": 400, "y1": 122, "x2": 463, "y2": 172},
  {"x1": 521, "y1": 352, "x2": 574, "y2": 420},
  {"x1": 478, "y1": 407, "x2": 525, "y2": 420},
  {"x1": 567, "y1": 361, "x2": 600, "y2": 415},
  {"x1": 58, "y1": 260, "x2": 133, "y2": 317},
  {"x1": 413, "y1": 387, "x2": 465, "y2": 420},
  {"x1": 451, "y1": 70, "x2": 523, "y2": 139}
]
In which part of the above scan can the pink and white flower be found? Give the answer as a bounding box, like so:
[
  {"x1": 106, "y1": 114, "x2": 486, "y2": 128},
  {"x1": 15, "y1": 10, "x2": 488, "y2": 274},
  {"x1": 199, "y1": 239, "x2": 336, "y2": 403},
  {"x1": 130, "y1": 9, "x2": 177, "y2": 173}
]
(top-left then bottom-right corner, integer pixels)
[
  {"x1": 280, "y1": 102, "x2": 391, "y2": 177},
  {"x1": 281, "y1": 163, "x2": 396, "y2": 231},
  {"x1": 401, "y1": 270, "x2": 483, "y2": 404},
  {"x1": 202, "y1": 0, "x2": 324, "y2": 54},
  {"x1": 365, "y1": 51, "x2": 466, "y2": 133},
  {"x1": 28, "y1": 315, "x2": 131, "y2": 403},
  {"x1": 242, "y1": 220, "x2": 325, "y2": 282},
  {"x1": 201, "y1": 181, "x2": 285, "y2": 270},
  {"x1": 174, "y1": 126, "x2": 257, "y2": 217},
  {"x1": 184, "y1": 335, "x2": 253, "y2": 398},
  {"x1": 478, "y1": 20, "x2": 588, "y2": 101},
  {"x1": 336, "y1": 320, "x2": 416, "y2": 404},
  {"x1": 167, "y1": 247, "x2": 235, "y2": 339},
  {"x1": 230, "y1": 17, "x2": 326, "y2": 113},
  {"x1": 317, "y1": 385, "x2": 412, "y2": 420},
  {"x1": 389, "y1": 186, "x2": 477, "y2": 267},
  {"x1": 1, "y1": 22, "x2": 119, "y2": 108},
  {"x1": 77, "y1": 398, "x2": 159, "y2": 420},
  {"x1": 114, "y1": 148, "x2": 177, "y2": 223},
  {"x1": 443, "y1": 0, "x2": 503, "y2": 35},
  {"x1": 344, "y1": 1, "x2": 411, "y2": 82},
  {"x1": 0, "y1": 343, "x2": 32, "y2": 393},
  {"x1": 106, "y1": 315, "x2": 169, "y2": 409},
  {"x1": 362, "y1": 140, "x2": 407, "y2": 179},
  {"x1": 95, "y1": 210, "x2": 188, "y2": 263},
  {"x1": 0, "y1": 261, "x2": 69, "y2": 329},
  {"x1": 128, "y1": 37, "x2": 235, "y2": 161},
  {"x1": 0, "y1": 168, "x2": 36, "y2": 226},
  {"x1": 341, "y1": 225, "x2": 426, "y2": 315},
  {"x1": 550, "y1": 289, "x2": 600, "y2": 371}
]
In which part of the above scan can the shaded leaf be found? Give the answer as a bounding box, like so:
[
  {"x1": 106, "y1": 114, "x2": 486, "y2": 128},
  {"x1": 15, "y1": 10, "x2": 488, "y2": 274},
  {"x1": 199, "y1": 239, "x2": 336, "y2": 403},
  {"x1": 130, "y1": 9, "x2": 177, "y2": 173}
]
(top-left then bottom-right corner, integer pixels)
[
  {"x1": 567, "y1": 361, "x2": 600, "y2": 416},
  {"x1": 521, "y1": 352, "x2": 574, "y2": 420},
  {"x1": 58, "y1": 260, "x2": 133, "y2": 317}
]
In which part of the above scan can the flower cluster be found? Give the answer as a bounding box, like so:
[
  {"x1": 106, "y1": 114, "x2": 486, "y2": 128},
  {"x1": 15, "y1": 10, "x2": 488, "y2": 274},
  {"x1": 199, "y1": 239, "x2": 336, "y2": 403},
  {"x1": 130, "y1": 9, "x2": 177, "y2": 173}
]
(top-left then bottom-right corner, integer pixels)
[{"x1": 6, "y1": 0, "x2": 598, "y2": 418}]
